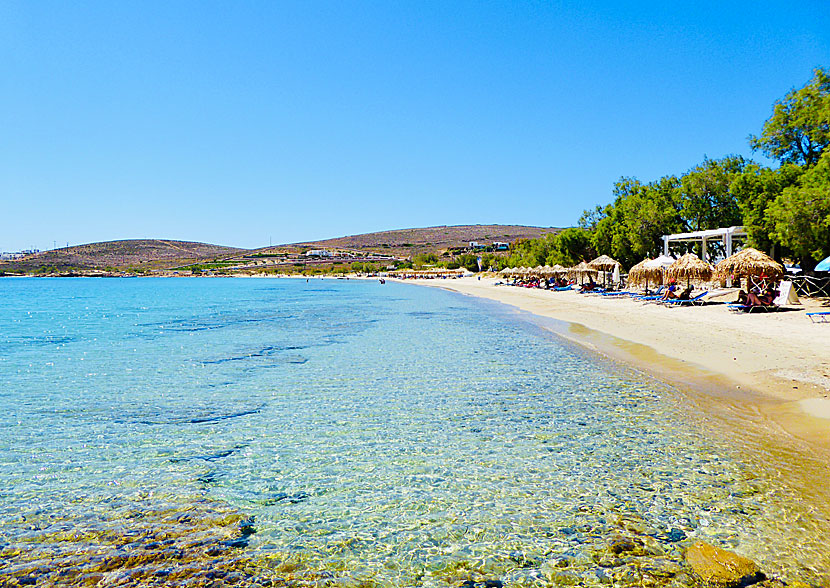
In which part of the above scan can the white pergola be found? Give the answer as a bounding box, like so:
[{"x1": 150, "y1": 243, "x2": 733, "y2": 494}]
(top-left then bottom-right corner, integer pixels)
[{"x1": 662, "y1": 226, "x2": 747, "y2": 263}]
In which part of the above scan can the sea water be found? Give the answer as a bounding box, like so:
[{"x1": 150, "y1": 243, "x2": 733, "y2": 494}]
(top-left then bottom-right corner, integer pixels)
[{"x1": 0, "y1": 277, "x2": 827, "y2": 586}]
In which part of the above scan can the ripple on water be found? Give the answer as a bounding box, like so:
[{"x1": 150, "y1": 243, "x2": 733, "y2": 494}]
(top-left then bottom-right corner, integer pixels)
[{"x1": 0, "y1": 278, "x2": 828, "y2": 587}]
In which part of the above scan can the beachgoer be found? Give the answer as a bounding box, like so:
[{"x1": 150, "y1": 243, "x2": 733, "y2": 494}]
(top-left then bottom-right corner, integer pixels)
[{"x1": 660, "y1": 281, "x2": 678, "y2": 300}]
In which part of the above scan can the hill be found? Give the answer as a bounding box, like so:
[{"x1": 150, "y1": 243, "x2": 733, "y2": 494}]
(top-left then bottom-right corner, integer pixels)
[
  {"x1": 0, "y1": 240, "x2": 248, "y2": 275},
  {"x1": 285, "y1": 224, "x2": 560, "y2": 257}
]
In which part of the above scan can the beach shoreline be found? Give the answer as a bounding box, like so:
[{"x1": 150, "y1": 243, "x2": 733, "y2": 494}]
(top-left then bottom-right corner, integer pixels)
[{"x1": 399, "y1": 277, "x2": 830, "y2": 448}]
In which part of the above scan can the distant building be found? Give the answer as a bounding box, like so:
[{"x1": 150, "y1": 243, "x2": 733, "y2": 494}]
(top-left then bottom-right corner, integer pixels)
[
  {"x1": 493, "y1": 242, "x2": 509, "y2": 251},
  {"x1": 0, "y1": 250, "x2": 37, "y2": 260},
  {"x1": 305, "y1": 249, "x2": 333, "y2": 258}
]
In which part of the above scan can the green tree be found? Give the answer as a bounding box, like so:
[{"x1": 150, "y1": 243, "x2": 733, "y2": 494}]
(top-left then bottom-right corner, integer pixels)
[
  {"x1": 546, "y1": 228, "x2": 595, "y2": 266},
  {"x1": 749, "y1": 67, "x2": 830, "y2": 167},
  {"x1": 588, "y1": 176, "x2": 682, "y2": 268},
  {"x1": 767, "y1": 149, "x2": 830, "y2": 269},
  {"x1": 676, "y1": 156, "x2": 746, "y2": 232},
  {"x1": 731, "y1": 163, "x2": 803, "y2": 254}
]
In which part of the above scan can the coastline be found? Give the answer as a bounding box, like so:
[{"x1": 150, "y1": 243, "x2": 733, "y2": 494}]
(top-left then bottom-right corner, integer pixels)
[
  {"x1": 400, "y1": 276, "x2": 830, "y2": 448},
  {"x1": 398, "y1": 276, "x2": 830, "y2": 547}
]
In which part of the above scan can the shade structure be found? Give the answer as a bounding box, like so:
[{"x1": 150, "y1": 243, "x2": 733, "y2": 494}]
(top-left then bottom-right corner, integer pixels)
[
  {"x1": 715, "y1": 248, "x2": 784, "y2": 281},
  {"x1": 588, "y1": 255, "x2": 621, "y2": 272},
  {"x1": 551, "y1": 264, "x2": 567, "y2": 275},
  {"x1": 815, "y1": 255, "x2": 830, "y2": 272},
  {"x1": 628, "y1": 258, "x2": 657, "y2": 287},
  {"x1": 588, "y1": 254, "x2": 621, "y2": 287},
  {"x1": 568, "y1": 261, "x2": 598, "y2": 284},
  {"x1": 628, "y1": 255, "x2": 674, "y2": 288},
  {"x1": 665, "y1": 253, "x2": 713, "y2": 286}
]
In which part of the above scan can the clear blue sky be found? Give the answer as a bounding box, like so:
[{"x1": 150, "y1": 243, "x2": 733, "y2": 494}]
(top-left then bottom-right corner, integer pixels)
[{"x1": 1, "y1": 1, "x2": 828, "y2": 251}]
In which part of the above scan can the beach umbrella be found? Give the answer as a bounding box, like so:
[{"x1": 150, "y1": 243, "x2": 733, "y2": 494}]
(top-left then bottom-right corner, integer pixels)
[
  {"x1": 815, "y1": 255, "x2": 830, "y2": 272},
  {"x1": 715, "y1": 247, "x2": 784, "y2": 284},
  {"x1": 627, "y1": 258, "x2": 654, "y2": 289},
  {"x1": 665, "y1": 253, "x2": 713, "y2": 287},
  {"x1": 551, "y1": 264, "x2": 567, "y2": 274},
  {"x1": 588, "y1": 255, "x2": 620, "y2": 272},
  {"x1": 568, "y1": 261, "x2": 598, "y2": 285},
  {"x1": 628, "y1": 255, "x2": 674, "y2": 290},
  {"x1": 588, "y1": 255, "x2": 620, "y2": 287}
]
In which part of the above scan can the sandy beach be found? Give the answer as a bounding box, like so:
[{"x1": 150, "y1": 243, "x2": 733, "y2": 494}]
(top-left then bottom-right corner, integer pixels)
[{"x1": 403, "y1": 277, "x2": 830, "y2": 450}]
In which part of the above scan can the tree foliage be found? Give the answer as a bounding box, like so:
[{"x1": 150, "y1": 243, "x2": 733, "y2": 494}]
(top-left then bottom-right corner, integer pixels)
[
  {"x1": 749, "y1": 67, "x2": 830, "y2": 167},
  {"x1": 767, "y1": 149, "x2": 830, "y2": 269}
]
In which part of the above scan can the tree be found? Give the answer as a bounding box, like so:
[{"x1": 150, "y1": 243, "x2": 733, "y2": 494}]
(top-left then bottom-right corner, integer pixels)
[
  {"x1": 731, "y1": 163, "x2": 803, "y2": 254},
  {"x1": 749, "y1": 67, "x2": 830, "y2": 167},
  {"x1": 546, "y1": 228, "x2": 595, "y2": 266},
  {"x1": 767, "y1": 149, "x2": 830, "y2": 270},
  {"x1": 676, "y1": 156, "x2": 746, "y2": 232}
]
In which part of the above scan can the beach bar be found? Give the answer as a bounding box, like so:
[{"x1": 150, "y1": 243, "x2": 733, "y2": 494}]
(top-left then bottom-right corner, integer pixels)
[{"x1": 662, "y1": 225, "x2": 747, "y2": 263}]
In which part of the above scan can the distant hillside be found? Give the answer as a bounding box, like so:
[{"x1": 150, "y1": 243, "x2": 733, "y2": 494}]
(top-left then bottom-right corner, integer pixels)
[
  {"x1": 286, "y1": 224, "x2": 560, "y2": 257},
  {"x1": 0, "y1": 240, "x2": 247, "y2": 274}
]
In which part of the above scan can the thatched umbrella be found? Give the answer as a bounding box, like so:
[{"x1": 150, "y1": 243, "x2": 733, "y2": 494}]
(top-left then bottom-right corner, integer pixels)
[
  {"x1": 568, "y1": 261, "x2": 598, "y2": 285},
  {"x1": 588, "y1": 255, "x2": 620, "y2": 287},
  {"x1": 588, "y1": 255, "x2": 620, "y2": 272},
  {"x1": 627, "y1": 255, "x2": 674, "y2": 291},
  {"x1": 627, "y1": 258, "x2": 651, "y2": 287},
  {"x1": 551, "y1": 264, "x2": 567, "y2": 275},
  {"x1": 715, "y1": 248, "x2": 784, "y2": 283},
  {"x1": 666, "y1": 253, "x2": 713, "y2": 287}
]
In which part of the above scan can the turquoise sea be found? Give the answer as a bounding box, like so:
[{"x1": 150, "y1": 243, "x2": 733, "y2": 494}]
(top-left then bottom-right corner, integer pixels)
[{"x1": 0, "y1": 278, "x2": 827, "y2": 587}]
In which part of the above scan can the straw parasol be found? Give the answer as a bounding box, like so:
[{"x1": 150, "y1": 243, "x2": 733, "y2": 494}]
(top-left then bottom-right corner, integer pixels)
[
  {"x1": 715, "y1": 248, "x2": 784, "y2": 283},
  {"x1": 588, "y1": 255, "x2": 621, "y2": 272},
  {"x1": 588, "y1": 255, "x2": 621, "y2": 287},
  {"x1": 665, "y1": 253, "x2": 713, "y2": 287},
  {"x1": 627, "y1": 255, "x2": 674, "y2": 290},
  {"x1": 551, "y1": 264, "x2": 567, "y2": 275},
  {"x1": 568, "y1": 261, "x2": 598, "y2": 284}
]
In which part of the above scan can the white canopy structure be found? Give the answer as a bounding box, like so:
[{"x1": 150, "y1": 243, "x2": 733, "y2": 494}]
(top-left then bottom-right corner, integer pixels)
[{"x1": 662, "y1": 226, "x2": 747, "y2": 263}]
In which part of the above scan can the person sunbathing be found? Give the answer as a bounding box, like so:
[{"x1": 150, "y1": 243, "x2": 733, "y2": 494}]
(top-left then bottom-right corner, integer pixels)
[
  {"x1": 660, "y1": 281, "x2": 678, "y2": 300},
  {"x1": 663, "y1": 284, "x2": 693, "y2": 301},
  {"x1": 747, "y1": 285, "x2": 777, "y2": 306}
]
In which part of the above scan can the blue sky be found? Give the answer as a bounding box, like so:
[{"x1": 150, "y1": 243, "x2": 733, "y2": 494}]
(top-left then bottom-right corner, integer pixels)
[{"x1": 1, "y1": 1, "x2": 828, "y2": 251}]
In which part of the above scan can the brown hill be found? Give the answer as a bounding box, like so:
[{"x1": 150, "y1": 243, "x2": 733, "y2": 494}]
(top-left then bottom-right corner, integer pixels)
[
  {"x1": 1, "y1": 240, "x2": 247, "y2": 274},
  {"x1": 287, "y1": 224, "x2": 560, "y2": 257}
]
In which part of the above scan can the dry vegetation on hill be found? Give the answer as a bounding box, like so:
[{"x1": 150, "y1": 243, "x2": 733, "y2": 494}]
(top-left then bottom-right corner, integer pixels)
[
  {"x1": 288, "y1": 224, "x2": 559, "y2": 257},
  {"x1": 0, "y1": 226, "x2": 561, "y2": 275},
  {"x1": 0, "y1": 240, "x2": 247, "y2": 274}
]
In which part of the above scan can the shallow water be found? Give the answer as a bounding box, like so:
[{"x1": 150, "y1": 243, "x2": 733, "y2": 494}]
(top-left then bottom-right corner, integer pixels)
[{"x1": 0, "y1": 277, "x2": 827, "y2": 586}]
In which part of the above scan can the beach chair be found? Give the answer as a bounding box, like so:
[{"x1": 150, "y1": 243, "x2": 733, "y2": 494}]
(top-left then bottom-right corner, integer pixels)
[
  {"x1": 727, "y1": 303, "x2": 779, "y2": 313},
  {"x1": 806, "y1": 312, "x2": 830, "y2": 323},
  {"x1": 663, "y1": 291, "x2": 709, "y2": 306}
]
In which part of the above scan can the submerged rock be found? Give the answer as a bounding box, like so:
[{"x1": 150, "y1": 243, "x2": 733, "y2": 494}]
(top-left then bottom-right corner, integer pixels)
[{"x1": 685, "y1": 541, "x2": 764, "y2": 587}]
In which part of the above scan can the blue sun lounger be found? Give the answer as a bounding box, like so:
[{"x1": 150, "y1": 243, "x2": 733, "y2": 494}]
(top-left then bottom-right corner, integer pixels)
[
  {"x1": 663, "y1": 291, "x2": 709, "y2": 306},
  {"x1": 727, "y1": 303, "x2": 780, "y2": 313},
  {"x1": 806, "y1": 312, "x2": 830, "y2": 323}
]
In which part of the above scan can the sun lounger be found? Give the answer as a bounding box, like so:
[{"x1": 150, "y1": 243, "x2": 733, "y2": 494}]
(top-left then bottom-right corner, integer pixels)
[
  {"x1": 663, "y1": 291, "x2": 709, "y2": 306},
  {"x1": 806, "y1": 312, "x2": 830, "y2": 323},
  {"x1": 727, "y1": 303, "x2": 780, "y2": 313},
  {"x1": 599, "y1": 291, "x2": 634, "y2": 297}
]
